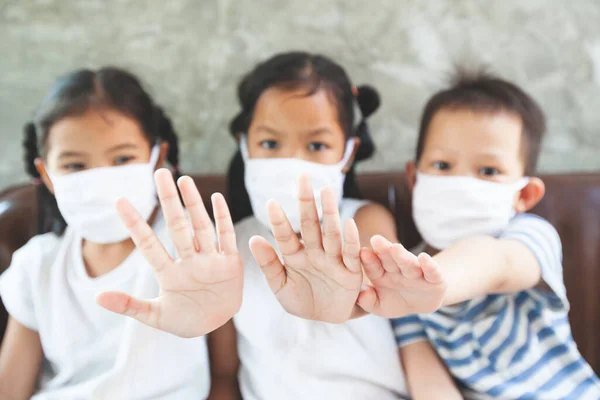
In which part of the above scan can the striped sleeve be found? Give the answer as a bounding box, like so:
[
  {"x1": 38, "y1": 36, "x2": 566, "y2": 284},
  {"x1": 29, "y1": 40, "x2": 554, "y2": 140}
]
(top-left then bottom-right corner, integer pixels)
[
  {"x1": 391, "y1": 315, "x2": 428, "y2": 347},
  {"x1": 499, "y1": 213, "x2": 567, "y2": 310}
]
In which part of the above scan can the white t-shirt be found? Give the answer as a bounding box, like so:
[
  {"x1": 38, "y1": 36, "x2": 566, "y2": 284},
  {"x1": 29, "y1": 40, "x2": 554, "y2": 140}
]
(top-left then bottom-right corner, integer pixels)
[
  {"x1": 0, "y1": 213, "x2": 210, "y2": 400},
  {"x1": 233, "y1": 199, "x2": 408, "y2": 400}
]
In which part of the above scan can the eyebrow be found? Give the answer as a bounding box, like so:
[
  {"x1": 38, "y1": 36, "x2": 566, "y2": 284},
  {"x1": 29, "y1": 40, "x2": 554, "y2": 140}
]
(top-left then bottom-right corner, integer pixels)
[
  {"x1": 57, "y1": 151, "x2": 86, "y2": 159},
  {"x1": 106, "y1": 143, "x2": 139, "y2": 153},
  {"x1": 306, "y1": 128, "x2": 332, "y2": 137},
  {"x1": 254, "y1": 125, "x2": 284, "y2": 137}
]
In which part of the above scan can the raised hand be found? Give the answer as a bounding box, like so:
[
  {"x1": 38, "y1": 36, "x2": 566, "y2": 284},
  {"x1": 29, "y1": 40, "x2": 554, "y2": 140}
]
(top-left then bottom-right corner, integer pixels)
[
  {"x1": 96, "y1": 169, "x2": 243, "y2": 338},
  {"x1": 357, "y1": 235, "x2": 446, "y2": 318},
  {"x1": 248, "y1": 174, "x2": 363, "y2": 323}
]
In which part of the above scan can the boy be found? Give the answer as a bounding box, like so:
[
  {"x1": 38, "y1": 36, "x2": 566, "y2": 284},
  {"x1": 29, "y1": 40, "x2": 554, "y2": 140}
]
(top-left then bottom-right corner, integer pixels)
[{"x1": 357, "y1": 70, "x2": 600, "y2": 398}]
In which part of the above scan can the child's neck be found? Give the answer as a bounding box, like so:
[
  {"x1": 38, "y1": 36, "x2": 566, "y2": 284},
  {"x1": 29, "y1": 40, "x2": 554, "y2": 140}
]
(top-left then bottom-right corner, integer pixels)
[{"x1": 82, "y1": 239, "x2": 136, "y2": 278}]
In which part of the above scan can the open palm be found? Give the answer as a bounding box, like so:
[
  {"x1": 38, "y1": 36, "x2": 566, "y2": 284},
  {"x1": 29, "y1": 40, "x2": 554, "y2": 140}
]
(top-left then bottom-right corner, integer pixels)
[
  {"x1": 357, "y1": 235, "x2": 446, "y2": 318},
  {"x1": 96, "y1": 169, "x2": 243, "y2": 338},
  {"x1": 249, "y1": 174, "x2": 363, "y2": 323}
]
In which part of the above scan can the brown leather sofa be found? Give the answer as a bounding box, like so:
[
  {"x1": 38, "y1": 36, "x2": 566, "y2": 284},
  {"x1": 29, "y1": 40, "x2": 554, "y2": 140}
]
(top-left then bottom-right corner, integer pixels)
[{"x1": 0, "y1": 172, "x2": 599, "y2": 374}]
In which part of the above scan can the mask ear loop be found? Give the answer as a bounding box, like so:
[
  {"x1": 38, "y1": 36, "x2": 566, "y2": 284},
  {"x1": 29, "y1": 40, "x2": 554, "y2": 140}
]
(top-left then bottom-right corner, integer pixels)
[
  {"x1": 149, "y1": 144, "x2": 162, "y2": 168},
  {"x1": 239, "y1": 134, "x2": 250, "y2": 162},
  {"x1": 516, "y1": 177, "x2": 530, "y2": 190},
  {"x1": 338, "y1": 139, "x2": 357, "y2": 173}
]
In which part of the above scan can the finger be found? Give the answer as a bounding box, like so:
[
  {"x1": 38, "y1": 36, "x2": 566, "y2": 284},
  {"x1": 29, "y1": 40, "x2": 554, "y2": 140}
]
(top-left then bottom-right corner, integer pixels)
[
  {"x1": 370, "y1": 235, "x2": 400, "y2": 273},
  {"x1": 249, "y1": 235, "x2": 286, "y2": 294},
  {"x1": 96, "y1": 291, "x2": 160, "y2": 329},
  {"x1": 389, "y1": 242, "x2": 423, "y2": 280},
  {"x1": 117, "y1": 198, "x2": 172, "y2": 274},
  {"x1": 267, "y1": 200, "x2": 302, "y2": 257},
  {"x1": 320, "y1": 187, "x2": 342, "y2": 258},
  {"x1": 212, "y1": 193, "x2": 238, "y2": 255},
  {"x1": 418, "y1": 253, "x2": 445, "y2": 285},
  {"x1": 155, "y1": 169, "x2": 195, "y2": 259},
  {"x1": 360, "y1": 247, "x2": 385, "y2": 281},
  {"x1": 298, "y1": 174, "x2": 322, "y2": 250},
  {"x1": 178, "y1": 175, "x2": 216, "y2": 254},
  {"x1": 342, "y1": 219, "x2": 361, "y2": 273},
  {"x1": 356, "y1": 286, "x2": 380, "y2": 315}
]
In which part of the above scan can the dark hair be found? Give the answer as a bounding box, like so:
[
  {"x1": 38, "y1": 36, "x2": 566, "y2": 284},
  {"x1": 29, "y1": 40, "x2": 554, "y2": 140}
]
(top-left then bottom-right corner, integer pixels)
[
  {"x1": 416, "y1": 68, "x2": 546, "y2": 175},
  {"x1": 23, "y1": 67, "x2": 181, "y2": 236},
  {"x1": 227, "y1": 51, "x2": 381, "y2": 222}
]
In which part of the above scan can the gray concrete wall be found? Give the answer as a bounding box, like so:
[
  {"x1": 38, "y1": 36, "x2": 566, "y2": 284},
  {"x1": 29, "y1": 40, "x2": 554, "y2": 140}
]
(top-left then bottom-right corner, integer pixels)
[{"x1": 1, "y1": 0, "x2": 599, "y2": 188}]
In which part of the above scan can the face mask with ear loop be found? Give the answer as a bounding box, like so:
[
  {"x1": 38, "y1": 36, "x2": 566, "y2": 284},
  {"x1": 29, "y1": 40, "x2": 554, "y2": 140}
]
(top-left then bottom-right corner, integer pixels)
[
  {"x1": 412, "y1": 172, "x2": 529, "y2": 250},
  {"x1": 47, "y1": 146, "x2": 161, "y2": 244},
  {"x1": 240, "y1": 136, "x2": 356, "y2": 232}
]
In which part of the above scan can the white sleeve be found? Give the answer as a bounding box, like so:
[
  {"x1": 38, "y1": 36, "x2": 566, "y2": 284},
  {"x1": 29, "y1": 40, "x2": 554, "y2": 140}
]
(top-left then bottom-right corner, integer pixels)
[
  {"x1": 499, "y1": 213, "x2": 567, "y2": 310},
  {"x1": 0, "y1": 238, "x2": 46, "y2": 331}
]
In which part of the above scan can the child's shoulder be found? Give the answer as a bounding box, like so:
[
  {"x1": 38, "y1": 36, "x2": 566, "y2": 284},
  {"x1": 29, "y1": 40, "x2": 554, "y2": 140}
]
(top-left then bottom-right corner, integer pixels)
[
  {"x1": 501, "y1": 212, "x2": 562, "y2": 257},
  {"x1": 9, "y1": 231, "x2": 67, "y2": 276},
  {"x1": 505, "y1": 213, "x2": 560, "y2": 238}
]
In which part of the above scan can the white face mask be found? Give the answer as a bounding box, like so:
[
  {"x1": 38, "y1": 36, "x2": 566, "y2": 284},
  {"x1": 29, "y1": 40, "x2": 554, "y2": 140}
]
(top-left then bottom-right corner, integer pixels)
[
  {"x1": 241, "y1": 136, "x2": 354, "y2": 232},
  {"x1": 48, "y1": 146, "x2": 160, "y2": 244},
  {"x1": 412, "y1": 172, "x2": 529, "y2": 250}
]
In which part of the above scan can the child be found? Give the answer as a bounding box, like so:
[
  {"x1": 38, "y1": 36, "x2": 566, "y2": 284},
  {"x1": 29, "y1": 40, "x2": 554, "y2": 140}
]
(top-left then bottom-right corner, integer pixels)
[
  {"x1": 100, "y1": 52, "x2": 451, "y2": 399},
  {"x1": 0, "y1": 67, "x2": 241, "y2": 399},
  {"x1": 360, "y1": 70, "x2": 600, "y2": 398}
]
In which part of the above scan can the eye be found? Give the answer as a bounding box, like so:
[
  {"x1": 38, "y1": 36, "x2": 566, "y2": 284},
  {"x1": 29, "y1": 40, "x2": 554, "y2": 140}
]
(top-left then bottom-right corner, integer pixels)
[
  {"x1": 479, "y1": 167, "x2": 500, "y2": 176},
  {"x1": 259, "y1": 140, "x2": 279, "y2": 150},
  {"x1": 63, "y1": 163, "x2": 85, "y2": 172},
  {"x1": 432, "y1": 161, "x2": 451, "y2": 171},
  {"x1": 307, "y1": 142, "x2": 328, "y2": 152},
  {"x1": 114, "y1": 155, "x2": 136, "y2": 166}
]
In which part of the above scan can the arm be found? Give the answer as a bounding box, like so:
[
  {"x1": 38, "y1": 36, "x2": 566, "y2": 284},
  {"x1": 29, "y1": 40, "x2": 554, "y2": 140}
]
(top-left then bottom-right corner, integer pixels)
[
  {"x1": 206, "y1": 320, "x2": 242, "y2": 400},
  {"x1": 0, "y1": 317, "x2": 43, "y2": 400},
  {"x1": 354, "y1": 203, "x2": 398, "y2": 244},
  {"x1": 435, "y1": 235, "x2": 542, "y2": 306},
  {"x1": 400, "y1": 341, "x2": 462, "y2": 400}
]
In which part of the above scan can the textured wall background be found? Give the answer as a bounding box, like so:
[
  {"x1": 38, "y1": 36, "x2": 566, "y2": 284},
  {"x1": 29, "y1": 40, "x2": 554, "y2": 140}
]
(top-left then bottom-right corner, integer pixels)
[{"x1": 1, "y1": 0, "x2": 599, "y2": 188}]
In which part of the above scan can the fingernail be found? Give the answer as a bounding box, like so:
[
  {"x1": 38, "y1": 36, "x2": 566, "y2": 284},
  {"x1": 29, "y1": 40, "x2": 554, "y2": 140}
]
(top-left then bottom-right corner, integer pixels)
[{"x1": 360, "y1": 284, "x2": 368, "y2": 291}]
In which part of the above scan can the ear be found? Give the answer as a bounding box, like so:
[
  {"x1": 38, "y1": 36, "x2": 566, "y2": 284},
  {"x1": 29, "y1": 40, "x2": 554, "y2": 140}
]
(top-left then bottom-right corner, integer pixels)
[
  {"x1": 34, "y1": 158, "x2": 54, "y2": 194},
  {"x1": 514, "y1": 177, "x2": 545, "y2": 213},
  {"x1": 351, "y1": 86, "x2": 358, "y2": 97},
  {"x1": 155, "y1": 142, "x2": 170, "y2": 170},
  {"x1": 405, "y1": 160, "x2": 417, "y2": 192},
  {"x1": 341, "y1": 137, "x2": 360, "y2": 174},
  {"x1": 235, "y1": 132, "x2": 242, "y2": 144}
]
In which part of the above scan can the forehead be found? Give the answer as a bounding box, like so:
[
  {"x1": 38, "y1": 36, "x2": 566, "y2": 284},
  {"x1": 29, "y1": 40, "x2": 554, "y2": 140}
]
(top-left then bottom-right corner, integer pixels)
[
  {"x1": 46, "y1": 108, "x2": 148, "y2": 152},
  {"x1": 424, "y1": 108, "x2": 524, "y2": 158},
  {"x1": 251, "y1": 87, "x2": 341, "y2": 131}
]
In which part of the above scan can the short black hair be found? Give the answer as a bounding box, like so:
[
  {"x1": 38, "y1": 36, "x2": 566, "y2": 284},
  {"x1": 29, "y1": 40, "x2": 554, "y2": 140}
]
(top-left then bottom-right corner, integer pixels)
[
  {"x1": 23, "y1": 67, "x2": 181, "y2": 236},
  {"x1": 227, "y1": 51, "x2": 381, "y2": 222},
  {"x1": 416, "y1": 68, "x2": 546, "y2": 175}
]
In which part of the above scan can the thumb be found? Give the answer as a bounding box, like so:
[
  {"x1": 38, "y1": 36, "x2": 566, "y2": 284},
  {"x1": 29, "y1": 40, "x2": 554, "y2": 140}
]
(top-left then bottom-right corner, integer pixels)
[
  {"x1": 249, "y1": 235, "x2": 287, "y2": 294},
  {"x1": 356, "y1": 286, "x2": 379, "y2": 315},
  {"x1": 96, "y1": 291, "x2": 160, "y2": 328}
]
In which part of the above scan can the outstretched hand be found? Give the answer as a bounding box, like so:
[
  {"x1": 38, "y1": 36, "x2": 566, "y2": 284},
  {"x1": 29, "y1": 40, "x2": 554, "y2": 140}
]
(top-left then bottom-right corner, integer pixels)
[
  {"x1": 357, "y1": 235, "x2": 446, "y2": 318},
  {"x1": 96, "y1": 169, "x2": 243, "y2": 338},
  {"x1": 248, "y1": 174, "x2": 363, "y2": 323}
]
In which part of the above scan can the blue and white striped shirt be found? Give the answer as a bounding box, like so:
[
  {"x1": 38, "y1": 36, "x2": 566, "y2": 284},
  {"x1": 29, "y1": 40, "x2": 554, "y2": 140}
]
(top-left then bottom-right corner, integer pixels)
[{"x1": 392, "y1": 214, "x2": 600, "y2": 399}]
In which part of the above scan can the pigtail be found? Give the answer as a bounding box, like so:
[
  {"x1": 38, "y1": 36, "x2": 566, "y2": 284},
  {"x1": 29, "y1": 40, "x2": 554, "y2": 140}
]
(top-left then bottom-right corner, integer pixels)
[
  {"x1": 353, "y1": 85, "x2": 380, "y2": 161},
  {"x1": 155, "y1": 106, "x2": 181, "y2": 179},
  {"x1": 342, "y1": 85, "x2": 381, "y2": 199},
  {"x1": 23, "y1": 123, "x2": 41, "y2": 180},
  {"x1": 22, "y1": 122, "x2": 66, "y2": 235}
]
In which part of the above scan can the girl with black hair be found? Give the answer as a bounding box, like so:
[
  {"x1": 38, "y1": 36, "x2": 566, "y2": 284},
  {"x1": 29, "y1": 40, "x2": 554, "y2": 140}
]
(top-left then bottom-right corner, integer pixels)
[
  {"x1": 100, "y1": 52, "x2": 447, "y2": 399},
  {"x1": 0, "y1": 67, "x2": 225, "y2": 399}
]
